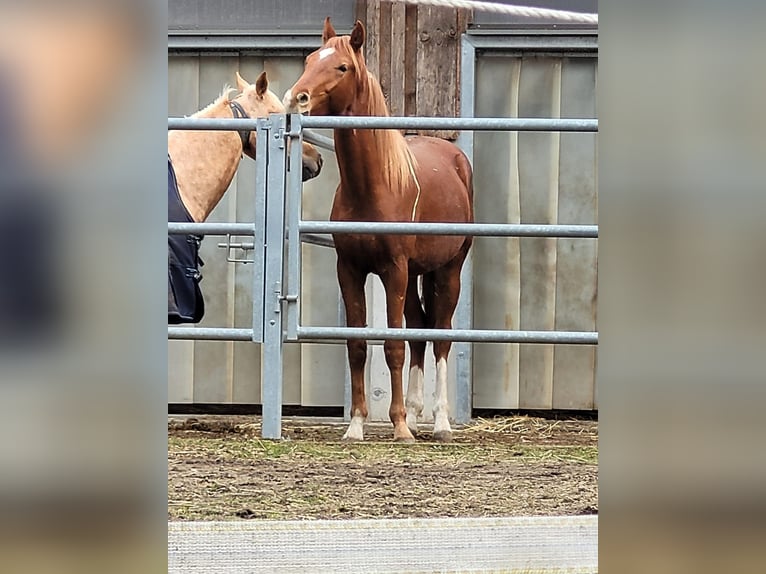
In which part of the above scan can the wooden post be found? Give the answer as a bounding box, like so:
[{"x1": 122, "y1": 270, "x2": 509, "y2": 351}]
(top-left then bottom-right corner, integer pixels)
[{"x1": 356, "y1": 0, "x2": 470, "y2": 140}]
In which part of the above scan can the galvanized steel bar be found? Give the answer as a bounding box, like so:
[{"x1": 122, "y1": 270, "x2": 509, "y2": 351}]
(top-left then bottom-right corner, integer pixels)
[
  {"x1": 300, "y1": 221, "x2": 598, "y2": 238},
  {"x1": 169, "y1": 116, "x2": 597, "y2": 132},
  {"x1": 169, "y1": 118, "x2": 261, "y2": 131},
  {"x1": 168, "y1": 327, "x2": 254, "y2": 341},
  {"x1": 216, "y1": 235, "x2": 336, "y2": 250},
  {"x1": 169, "y1": 222, "x2": 255, "y2": 235},
  {"x1": 453, "y1": 282, "x2": 473, "y2": 424},
  {"x1": 297, "y1": 327, "x2": 597, "y2": 345},
  {"x1": 299, "y1": 116, "x2": 597, "y2": 132},
  {"x1": 251, "y1": 118, "x2": 270, "y2": 343},
  {"x1": 456, "y1": 36, "x2": 476, "y2": 163},
  {"x1": 453, "y1": 34, "x2": 477, "y2": 425},
  {"x1": 217, "y1": 241, "x2": 254, "y2": 250},
  {"x1": 285, "y1": 123, "x2": 304, "y2": 341},
  {"x1": 301, "y1": 234, "x2": 335, "y2": 249},
  {"x1": 303, "y1": 129, "x2": 335, "y2": 151},
  {"x1": 261, "y1": 114, "x2": 288, "y2": 440}
]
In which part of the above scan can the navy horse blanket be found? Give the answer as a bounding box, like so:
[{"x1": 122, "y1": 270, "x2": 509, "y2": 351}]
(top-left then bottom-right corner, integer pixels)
[{"x1": 168, "y1": 156, "x2": 205, "y2": 324}]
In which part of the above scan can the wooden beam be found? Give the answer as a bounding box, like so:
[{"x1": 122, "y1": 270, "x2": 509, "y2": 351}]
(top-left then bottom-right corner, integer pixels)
[{"x1": 389, "y1": 2, "x2": 407, "y2": 116}]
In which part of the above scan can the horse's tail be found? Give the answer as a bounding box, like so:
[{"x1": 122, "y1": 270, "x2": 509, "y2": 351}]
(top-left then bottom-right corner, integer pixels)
[{"x1": 455, "y1": 150, "x2": 474, "y2": 222}]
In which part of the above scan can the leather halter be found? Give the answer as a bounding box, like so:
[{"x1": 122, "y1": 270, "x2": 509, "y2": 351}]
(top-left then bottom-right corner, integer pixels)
[{"x1": 229, "y1": 101, "x2": 252, "y2": 154}]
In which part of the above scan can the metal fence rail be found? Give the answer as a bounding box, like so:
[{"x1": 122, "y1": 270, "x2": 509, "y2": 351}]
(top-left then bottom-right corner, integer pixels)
[
  {"x1": 297, "y1": 326, "x2": 597, "y2": 345},
  {"x1": 168, "y1": 116, "x2": 598, "y2": 132},
  {"x1": 168, "y1": 222, "x2": 255, "y2": 235},
  {"x1": 299, "y1": 221, "x2": 598, "y2": 237},
  {"x1": 168, "y1": 327, "x2": 254, "y2": 341}
]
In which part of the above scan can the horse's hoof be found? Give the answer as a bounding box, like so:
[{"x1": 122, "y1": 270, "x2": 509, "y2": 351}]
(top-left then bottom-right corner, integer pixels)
[
  {"x1": 394, "y1": 435, "x2": 417, "y2": 444},
  {"x1": 433, "y1": 430, "x2": 453, "y2": 443},
  {"x1": 342, "y1": 434, "x2": 363, "y2": 442}
]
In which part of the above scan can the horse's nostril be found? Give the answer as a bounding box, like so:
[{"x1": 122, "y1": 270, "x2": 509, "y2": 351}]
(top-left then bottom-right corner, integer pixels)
[{"x1": 297, "y1": 92, "x2": 310, "y2": 105}]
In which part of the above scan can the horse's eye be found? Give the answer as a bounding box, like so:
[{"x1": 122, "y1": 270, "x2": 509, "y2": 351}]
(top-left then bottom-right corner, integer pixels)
[{"x1": 338, "y1": 64, "x2": 348, "y2": 73}]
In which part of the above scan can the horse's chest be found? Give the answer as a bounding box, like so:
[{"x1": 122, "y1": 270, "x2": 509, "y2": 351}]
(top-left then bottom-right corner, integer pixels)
[{"x1": 333, "y1": 234, "x2": 404, "y2": 271}]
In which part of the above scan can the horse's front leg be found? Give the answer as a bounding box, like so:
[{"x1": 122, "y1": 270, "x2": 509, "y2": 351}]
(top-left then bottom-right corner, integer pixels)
[
  {"x1": 380, "y1": 262, "x2": 415, "y2": 443},
  {"x1": 337, "y1": 257, "x2": 368, "y2": 441}
]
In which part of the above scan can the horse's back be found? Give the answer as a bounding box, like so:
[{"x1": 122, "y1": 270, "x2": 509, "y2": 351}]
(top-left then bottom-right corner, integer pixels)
[
  {"x1": 406, "y1": 136, "x2": 473, "y2": 223},
  {"x1": 401, "y1": 136, "x2": 473, "y2": 274}
]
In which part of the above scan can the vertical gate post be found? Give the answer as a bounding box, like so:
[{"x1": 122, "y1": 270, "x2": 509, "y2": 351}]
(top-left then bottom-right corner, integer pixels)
[
  {"x1": 261, "y1": 115, "x2": 288, "y2": 439},
  {"x1": 285, "y1": 114, "x2": 304, "y2": 340},
  {"x1": 251, "y1": 118, "x2": 270, "y2": 344},
  {"x1": 452, "y1": 34, "x2": 477, "y2": 424}
]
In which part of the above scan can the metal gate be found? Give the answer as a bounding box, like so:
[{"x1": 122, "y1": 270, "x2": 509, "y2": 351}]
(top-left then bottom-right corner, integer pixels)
[{"x1": 168, "y1": 112, "x2": 597, "y2": 439}]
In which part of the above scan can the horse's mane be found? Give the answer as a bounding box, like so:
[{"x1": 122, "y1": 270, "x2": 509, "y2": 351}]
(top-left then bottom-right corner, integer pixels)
[
  {"x1": 343, "y1": 39, "x2": 417, "y2": 194},
  {"x1": 192, "y1": 85, "x2": 237, "y2": 117}
]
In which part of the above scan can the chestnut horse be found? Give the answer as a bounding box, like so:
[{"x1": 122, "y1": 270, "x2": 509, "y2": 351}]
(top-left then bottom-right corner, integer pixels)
[
  {"x1": 169, "y1": 71, "x2": 322, "y2": 223},
  {"x1": 285, "y1": 19, "x2": 473, "y2": 442}
]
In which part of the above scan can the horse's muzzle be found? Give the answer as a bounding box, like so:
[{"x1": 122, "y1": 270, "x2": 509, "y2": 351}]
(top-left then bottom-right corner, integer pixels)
[{"x1": 302, "y1": 151, "x2": 323, "y2": 182}]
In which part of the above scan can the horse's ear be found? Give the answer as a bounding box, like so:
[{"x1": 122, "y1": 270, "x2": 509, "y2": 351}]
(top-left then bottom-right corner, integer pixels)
[
  {"x1": 236, "y1": 71, "x2": 250, "y2": 93},
  {"x1": 322, "y1": 17, "x2": 336, "y2": 44},
  {"x1": 350, "y1": 20, "x2": 365, "y2": 52},
  {"x1": 255, "y1": 71, "x2": 268, "y2": 96}
]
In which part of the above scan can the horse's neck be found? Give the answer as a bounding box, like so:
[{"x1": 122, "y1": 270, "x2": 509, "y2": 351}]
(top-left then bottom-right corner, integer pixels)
[
  {"x1": 333, "y1": 79, "x2": 408, "y2": 212},
  {"x1": 333, "y1": 125, "x2": 379, "y2": 191},
  {"x1": 169, "y1": 100, "x2": 242, "y2": 222}
]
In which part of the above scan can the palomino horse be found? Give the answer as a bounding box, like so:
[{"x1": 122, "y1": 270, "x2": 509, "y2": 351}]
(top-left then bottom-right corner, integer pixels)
[
  {"x1": 285, "y1": 19, "x2": 473, "y2": 442},
  {"x1": 168, "y1": 71, "x2": 322, "y2": 323},
  {"x1": 168, "y1": 71, "x2": 322, "y2": 223}
]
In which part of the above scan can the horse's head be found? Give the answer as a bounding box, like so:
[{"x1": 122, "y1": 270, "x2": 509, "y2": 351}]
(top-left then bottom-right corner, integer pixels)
[
  {"x1": 283, "y1": 18, "x2": 366, "y2": 116},
  {"x1": 232, "y1": 71, "x2": 283, "y2": 158},
  {"x1": 232, "y1": 71, "x2": 322, "y2": 181}
]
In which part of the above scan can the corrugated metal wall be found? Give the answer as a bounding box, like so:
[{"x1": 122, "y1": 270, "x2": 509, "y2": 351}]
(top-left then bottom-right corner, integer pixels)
[
  {"x1": 472, "y1": 54, "x2": 598, "y2": 410},
  {"x1": 168, "y1": 48, "x2": 598, "y2": 412}
]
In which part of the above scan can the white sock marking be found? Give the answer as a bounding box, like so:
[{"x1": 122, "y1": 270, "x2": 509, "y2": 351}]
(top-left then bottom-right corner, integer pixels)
[
  {"x1": 405, "y1": 365, "x2": 424, "y2": 433},
  {"x1": 343, "y1": 410, "x2": 365, "y2": 441},
  {"x1": 433, "y1": 358, "x2": 451, "y2": 435}
]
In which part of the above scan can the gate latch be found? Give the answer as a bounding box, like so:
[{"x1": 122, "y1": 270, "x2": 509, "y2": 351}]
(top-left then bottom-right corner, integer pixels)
[{"x1": 217, "y1": 235, "x2": 255, "y2": 264}]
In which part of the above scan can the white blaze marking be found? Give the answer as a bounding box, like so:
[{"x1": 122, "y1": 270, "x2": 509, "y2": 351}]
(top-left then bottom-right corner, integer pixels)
[
  {"x1": 433, "y1": 358, "x2": 451, "y2": 435},
  {"x1": 319, "y1": 47, "x2": 336, "y2": 60}
]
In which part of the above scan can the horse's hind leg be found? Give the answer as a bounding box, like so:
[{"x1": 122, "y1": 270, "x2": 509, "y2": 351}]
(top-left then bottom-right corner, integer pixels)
[
  {"x1": 425, "y1": 250, "x2": 469, "y2": 442},
  {"x1": 337, "y1": 258, "x2": 369, "y2": 441},
  {"x1": 404, "y1": 276, "x2": 426, "y2": 436}
]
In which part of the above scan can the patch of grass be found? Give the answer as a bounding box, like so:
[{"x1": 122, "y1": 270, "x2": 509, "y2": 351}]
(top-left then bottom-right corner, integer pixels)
[
  {"x1": 169, "y1": 435, "x2": 597, "y2": 465},
  {"x1": 520, "y1": 445, "x2": 598, "y2": 464}
]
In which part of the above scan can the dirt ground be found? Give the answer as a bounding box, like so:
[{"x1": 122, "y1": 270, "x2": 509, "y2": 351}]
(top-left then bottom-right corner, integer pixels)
[{"x1": 168, "y1": 415, "x2": 597, "y2": 521}]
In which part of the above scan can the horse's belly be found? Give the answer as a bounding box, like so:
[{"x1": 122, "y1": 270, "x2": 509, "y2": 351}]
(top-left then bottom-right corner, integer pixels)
[
  {"x1": 409, "y1": 235, "x2": 468, "y2": 274},
  {"x1": 334, "y1": 233, "x2": 467, "y2": 277}
]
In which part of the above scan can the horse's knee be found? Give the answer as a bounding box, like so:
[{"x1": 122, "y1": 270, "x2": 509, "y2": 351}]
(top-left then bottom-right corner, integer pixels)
[
  {"x1": 433, "y1": 340, "x2": 452, "y2": 361},
  {"x1": 347, "y1": 339, "x2": 367, "y2": 368},
  {"x1": 384, "y1": 340, "x2": 405, "y2": 369}
]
